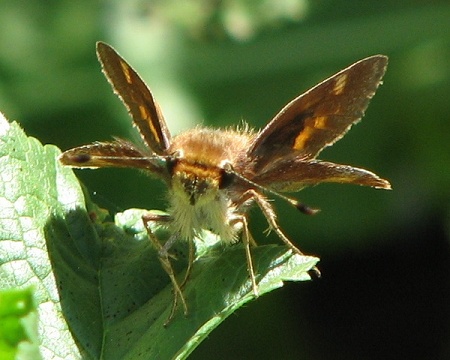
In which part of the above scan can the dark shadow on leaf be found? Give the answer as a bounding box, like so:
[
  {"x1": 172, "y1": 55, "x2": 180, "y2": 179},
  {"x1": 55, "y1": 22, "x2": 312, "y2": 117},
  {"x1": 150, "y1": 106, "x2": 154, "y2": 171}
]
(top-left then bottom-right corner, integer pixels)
[{"x1": 44, "y1": 207, "x2": 189, "y2": 358}]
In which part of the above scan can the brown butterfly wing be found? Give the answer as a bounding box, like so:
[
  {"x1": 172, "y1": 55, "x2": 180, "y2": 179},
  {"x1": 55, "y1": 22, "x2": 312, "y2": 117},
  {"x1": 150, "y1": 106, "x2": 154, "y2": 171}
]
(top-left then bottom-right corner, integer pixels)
[
  {"x1": 253, "y1": 159, "x2": 391, "y2": 192},
  {"x1": 59, "y1": 139, "x2": 168, "y2": 177},
  {"x1": 248, "y1": 56, "x2": 388, "y2": 173},
  {"x1": 96, "y1": 42, "x2": 171, "y2": 155}
]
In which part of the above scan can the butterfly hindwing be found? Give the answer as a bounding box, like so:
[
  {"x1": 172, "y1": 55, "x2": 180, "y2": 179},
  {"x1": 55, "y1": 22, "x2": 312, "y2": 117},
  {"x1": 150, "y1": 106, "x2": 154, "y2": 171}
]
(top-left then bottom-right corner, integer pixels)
[{"x1": 253, "y1": 158, "x2": 391, "y2": 192}]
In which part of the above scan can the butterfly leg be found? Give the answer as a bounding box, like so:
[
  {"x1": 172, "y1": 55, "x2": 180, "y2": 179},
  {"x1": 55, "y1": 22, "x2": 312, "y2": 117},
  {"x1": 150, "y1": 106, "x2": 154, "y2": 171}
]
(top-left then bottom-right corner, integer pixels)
[
  {"x1": 245, "y1": 190, "x2": 321, "y2": 277},
  {"x1": 142, "y1": 213, "x2": 189, "y2": 325},
  {"x1": 231, "y1": 215, "x2": 259, "y2": 297},
  {"x1": 180, "y1": 238, "x2": 195, "y2": 289}
]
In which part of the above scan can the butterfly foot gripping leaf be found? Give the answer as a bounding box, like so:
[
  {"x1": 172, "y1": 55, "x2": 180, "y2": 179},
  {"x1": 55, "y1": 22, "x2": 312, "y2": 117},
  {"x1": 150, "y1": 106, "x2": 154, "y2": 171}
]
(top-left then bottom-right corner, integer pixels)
[{"x1": 59, "y1": 42, "x2": 390, "y2": 323}]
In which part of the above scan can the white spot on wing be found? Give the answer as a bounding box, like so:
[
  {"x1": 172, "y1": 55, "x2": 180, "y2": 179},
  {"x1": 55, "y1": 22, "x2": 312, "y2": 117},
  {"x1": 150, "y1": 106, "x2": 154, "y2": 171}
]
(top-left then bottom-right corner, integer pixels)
[{"x1": 333, "y1": 74, "x2": 348, "y2": 95}]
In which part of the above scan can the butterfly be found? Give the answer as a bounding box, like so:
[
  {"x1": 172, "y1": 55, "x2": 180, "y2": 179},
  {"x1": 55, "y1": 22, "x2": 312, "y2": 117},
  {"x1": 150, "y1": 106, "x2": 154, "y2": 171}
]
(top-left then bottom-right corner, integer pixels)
[{"x1": 59, "y1": 42, "x2": 390, "y2": 323}]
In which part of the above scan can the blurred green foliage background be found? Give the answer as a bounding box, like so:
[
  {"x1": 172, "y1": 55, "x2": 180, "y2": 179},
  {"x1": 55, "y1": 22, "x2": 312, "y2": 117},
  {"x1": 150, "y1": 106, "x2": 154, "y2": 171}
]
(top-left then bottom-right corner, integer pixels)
[{"x1": 1, "y1": 1, "x2": 449, "y2": 359}]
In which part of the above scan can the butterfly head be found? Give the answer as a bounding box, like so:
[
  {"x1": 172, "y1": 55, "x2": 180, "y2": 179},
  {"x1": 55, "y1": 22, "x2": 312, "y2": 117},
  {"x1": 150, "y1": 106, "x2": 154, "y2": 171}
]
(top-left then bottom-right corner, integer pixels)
[{"x1": 168, "y1": 156, "x2": 224, "y2": 206}]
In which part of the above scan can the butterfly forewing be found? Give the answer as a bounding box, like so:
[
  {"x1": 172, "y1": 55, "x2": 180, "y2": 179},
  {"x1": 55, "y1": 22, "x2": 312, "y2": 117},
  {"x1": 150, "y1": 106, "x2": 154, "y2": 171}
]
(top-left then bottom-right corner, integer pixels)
[
  {"x1": 59, "y1": 140, "x2": 168, "y2": 175},
  {"x1": 96, "y1": 42, "x2": 171, "y2": 155},
  {"x1": 249, "y1": 56, "x2": 388, "y2": 172}
]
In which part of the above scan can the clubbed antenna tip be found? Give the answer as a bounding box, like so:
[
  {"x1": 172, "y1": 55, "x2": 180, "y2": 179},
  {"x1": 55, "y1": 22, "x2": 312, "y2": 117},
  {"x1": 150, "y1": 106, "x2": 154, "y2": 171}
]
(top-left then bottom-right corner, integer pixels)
[{"x1": 294, "y1": 202, "x2": 320, "y2": 215}]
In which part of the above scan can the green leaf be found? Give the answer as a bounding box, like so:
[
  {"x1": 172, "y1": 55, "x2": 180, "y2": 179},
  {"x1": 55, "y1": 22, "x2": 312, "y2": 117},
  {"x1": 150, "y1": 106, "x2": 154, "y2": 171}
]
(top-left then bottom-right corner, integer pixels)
[
  {"x1": 0, "y1": 288, "x2": 38, "y2": 360},
  {"x1": 0, "y1": 113, "x2": 86, "y2": 359},
  {"x1": 0, "y1": 113, "x2": 319, "y2": 359},
  {"x1": 111, "y1": 209, "x2": 318, "y2": 359}
]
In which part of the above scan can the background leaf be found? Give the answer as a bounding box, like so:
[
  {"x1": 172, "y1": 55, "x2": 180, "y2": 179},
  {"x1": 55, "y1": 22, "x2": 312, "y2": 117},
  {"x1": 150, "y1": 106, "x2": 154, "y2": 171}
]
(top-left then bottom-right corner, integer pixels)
[{"x1": 0, "y1": 288, "x2": 38, "y2": 360}]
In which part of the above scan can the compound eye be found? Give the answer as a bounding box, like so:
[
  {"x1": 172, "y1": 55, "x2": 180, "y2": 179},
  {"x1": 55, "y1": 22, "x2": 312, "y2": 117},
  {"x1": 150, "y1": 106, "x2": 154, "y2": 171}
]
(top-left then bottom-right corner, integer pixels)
[
  {"x1": 166, "y1": 156, "x2": 179, "y2": 175},
  {"x1": 166, "y1": 150, "x2": 183, "y2": 175},
  {"x1": 219, "y1": 168, "x2": 235, "y2": 189}
]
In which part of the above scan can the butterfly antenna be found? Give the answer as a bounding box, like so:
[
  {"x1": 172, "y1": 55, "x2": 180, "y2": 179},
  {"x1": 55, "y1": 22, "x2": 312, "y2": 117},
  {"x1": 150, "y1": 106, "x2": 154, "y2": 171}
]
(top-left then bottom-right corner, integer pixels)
[{"x1": 226, "y1": 166, "x2": 320, "y2": 215}]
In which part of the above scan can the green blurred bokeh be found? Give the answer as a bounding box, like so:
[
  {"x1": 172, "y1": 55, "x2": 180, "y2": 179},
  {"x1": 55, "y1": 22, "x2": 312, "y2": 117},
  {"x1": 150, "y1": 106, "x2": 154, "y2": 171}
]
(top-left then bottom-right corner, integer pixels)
[{"x1": 1, "y1": 1, "x2": 449, "y2": 359}]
